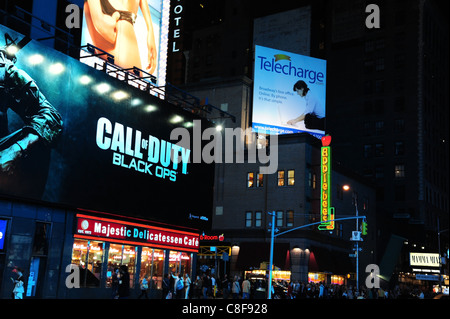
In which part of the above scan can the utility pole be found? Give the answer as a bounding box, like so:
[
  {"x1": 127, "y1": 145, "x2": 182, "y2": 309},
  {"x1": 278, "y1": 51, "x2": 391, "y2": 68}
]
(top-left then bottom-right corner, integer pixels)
[{"x1": 268, "y1": 211, "x2": 275, "y2": 299}]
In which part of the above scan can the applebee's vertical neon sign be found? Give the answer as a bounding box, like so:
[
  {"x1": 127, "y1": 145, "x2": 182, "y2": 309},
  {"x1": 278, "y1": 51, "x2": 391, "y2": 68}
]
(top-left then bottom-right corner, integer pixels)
[{"x1": 318, "y1": 135, "x2": 335, "y2": 230}]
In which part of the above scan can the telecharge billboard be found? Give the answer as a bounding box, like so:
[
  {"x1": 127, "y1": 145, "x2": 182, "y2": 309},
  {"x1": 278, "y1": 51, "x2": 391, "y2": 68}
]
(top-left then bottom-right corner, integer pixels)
[
  {"x1": 252, "y1": 45, "x2": 327, "y2": 139},
  {"x1": 0, "y1": 24, "x2": 213, "y2": 225}
]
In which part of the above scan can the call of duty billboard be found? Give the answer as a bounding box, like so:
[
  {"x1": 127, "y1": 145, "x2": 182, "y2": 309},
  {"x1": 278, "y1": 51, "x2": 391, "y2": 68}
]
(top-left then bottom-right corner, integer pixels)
[{"x1": 0, "y1": 24, "x2": 213, "y2": 224}]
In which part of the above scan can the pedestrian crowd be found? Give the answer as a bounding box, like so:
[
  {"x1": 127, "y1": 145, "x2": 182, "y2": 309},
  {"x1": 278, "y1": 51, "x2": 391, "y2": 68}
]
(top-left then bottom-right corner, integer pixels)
[
  {"x1": 108, "y1": 267, "x2": 442, "y2": 300},
  {"x1": 283, "y1": 281, "x2": 437, "y2": 299}
]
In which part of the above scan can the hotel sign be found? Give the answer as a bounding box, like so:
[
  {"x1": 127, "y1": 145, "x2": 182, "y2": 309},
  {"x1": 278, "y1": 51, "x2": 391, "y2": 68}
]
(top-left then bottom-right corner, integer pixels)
[
  {"x1": 410, "y1": 253, "x2": 440, "y2": 267},
  {"x1": 319, "y1": 135, "x2": 334, "y2": 230},
  {"x1": 75, "y1": 214, "x2": 199, "y2": 252}
]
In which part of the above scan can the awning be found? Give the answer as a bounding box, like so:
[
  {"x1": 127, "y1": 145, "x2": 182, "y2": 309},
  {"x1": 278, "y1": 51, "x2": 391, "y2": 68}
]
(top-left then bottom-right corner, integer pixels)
[
  {"x1": 235, "y1": 242, "x2": 290, "y2": 270},
  {"x1": 309, "y1": 246, "x2": 354, "y2": 275}
]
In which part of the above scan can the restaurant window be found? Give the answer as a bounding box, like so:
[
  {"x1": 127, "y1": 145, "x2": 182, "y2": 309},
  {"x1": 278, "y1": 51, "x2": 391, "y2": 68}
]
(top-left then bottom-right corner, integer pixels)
[
  {"x1": 257, "y1": 173, "x2": 264, "y2": 187},
  {"x1": 140, "y1": 248, "x2": 165, "y2": 290},
  {"x1": 276, "y1": 211, "x2": 283, "y2": 227},
  {"x1": 255, "y1": 211, "x2": 262, "y2": 227},
  {"x1": 245, "y1": 211, "x2": 252, "y2": 227},
  {"x1": 169, "y1": 251, "x2": 192, "y2": 278},
  {"x1": 287, "y1": 170, "x2": 295, "y2": 186},
  {"x1": 71, "y1": 239, "x2": 104, "y2": 287},
  {"x1": 106, "y1": 244, "x2": 137, "y2": 288},
  {"x1": 247, "y1": 173, "x2": 254, "y2": 188},
  {"x1": 277, "y1": 170, "x2": 285, "y2": 186},
  {"x1": 286, "y1": 210, "x2": 294, "y2": 227}
]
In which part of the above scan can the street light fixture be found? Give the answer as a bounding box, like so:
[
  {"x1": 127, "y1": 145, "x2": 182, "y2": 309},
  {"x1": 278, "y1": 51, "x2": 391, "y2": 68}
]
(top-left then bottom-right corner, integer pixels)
[{"x1": 343, "y1": 184, "x2": 361, "y2": 295}]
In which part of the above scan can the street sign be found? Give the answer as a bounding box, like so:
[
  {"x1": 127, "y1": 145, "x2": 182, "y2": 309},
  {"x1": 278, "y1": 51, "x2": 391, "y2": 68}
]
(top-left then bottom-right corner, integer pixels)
[{"x1": 350, "y1": 231, "x2": 363, "y2": 241}]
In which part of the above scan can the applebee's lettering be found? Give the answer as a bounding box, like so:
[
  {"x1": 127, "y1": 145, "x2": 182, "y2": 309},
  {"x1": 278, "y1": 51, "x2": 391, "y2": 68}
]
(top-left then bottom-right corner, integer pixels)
[{"x1": 95, "y1": 117, "x2": 190, "y2": 181}]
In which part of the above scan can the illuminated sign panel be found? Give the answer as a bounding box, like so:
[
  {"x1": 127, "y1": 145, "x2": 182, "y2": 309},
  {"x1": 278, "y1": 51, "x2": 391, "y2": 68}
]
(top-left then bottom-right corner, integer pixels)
[
  {"x1": 0, "y1": 220, "x2": 6, "y2": 250},
  {"x1": 319, "y1": 136, "x2": 334, "y2": 230},
  {"x1": 410, "y1": 253, "x2": 440, "y2": 267},
  {"x1": 81, "y1": 0, "x2": 170, "y2": 87},
  {"x1": 0, "y1": 24, "x2": 213, "y2": 224},
  {"x1": 252, "y1": 45, "x2": 326, "y2": 139},
  {"x1": 75, "y1": 215, "x2": 199, "y2": 252}
]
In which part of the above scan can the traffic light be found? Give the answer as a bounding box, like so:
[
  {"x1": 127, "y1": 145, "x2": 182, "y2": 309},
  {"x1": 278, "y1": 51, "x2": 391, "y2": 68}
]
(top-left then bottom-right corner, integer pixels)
[{"x1": 361, "y1": 220, "x2": 368, "y2": 235}]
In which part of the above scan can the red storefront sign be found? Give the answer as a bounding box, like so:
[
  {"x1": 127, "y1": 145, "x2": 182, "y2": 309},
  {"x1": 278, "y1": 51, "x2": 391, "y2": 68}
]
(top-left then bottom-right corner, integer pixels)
[{"x1": 75, "y1": 214, "x2": 199, "y2": 252}]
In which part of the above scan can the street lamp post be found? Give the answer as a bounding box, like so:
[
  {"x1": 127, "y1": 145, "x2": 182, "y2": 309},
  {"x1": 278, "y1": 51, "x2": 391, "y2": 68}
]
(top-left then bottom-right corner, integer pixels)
[
  {"x1": 344, "y1": 185, "x2": 360, "y2": 295},
  {"x1": 268, "y1": 211, "x2": 275, "y2": 299}
]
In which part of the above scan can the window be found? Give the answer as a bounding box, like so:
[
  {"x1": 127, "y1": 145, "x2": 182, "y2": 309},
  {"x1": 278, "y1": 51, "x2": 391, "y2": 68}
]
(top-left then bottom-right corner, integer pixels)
[
  {"x1": 394, "y1": 142, "x2": 405, "y2": 156},
  {"x1": 395, "y1": 164, "x2": 405, "y2": 178},
  {"x1": 169, "y1": 251, "x2": 192, "y2": 278},
  {"x1": 32, "y1": 222, "x2": 50, "y2": 256},
  {"x1": 140, "y1": 248, "x2": 165, "y2": 290},
  {"x1": 245, "y1": 212, "x2": 252, "y2": 227},
  {"x1": 375, "y1": 144, "x2": 384, "y2": 157},
  {"x1": 287, "y1": 170, "x2": 295, "y2": 186},
  {"x1": 276, "y1": 211, "x2": 283, "y2": 227},
  {"x1": 257, "y1": 173, "x2": 264, "y2": 187},
  {"x1": 255, "y1": 212, "x2": 262, "y2": 227},
  {"x1": 106, "y1": 244, "x2": 137, "y2": 289},
  {"x1": 71, "y1": 239, "x2": 104, "y2": 287},
  {"x1": 375, "y1": 121, "x2": 384, "y2": 135},
  {"x1": 286, "y1": 210, "x2": 294, "y2": 227},
  {"x1": 312, "y1": 173, "x2": 317, "y2": 189},
  {"x1": 394, "y1": 119, "x2": 405, "y2": 132},
  {"x1": 277, "y1": 171, "x2": 285, "y2": 186},
  {"x1": 375, "y1": 80, "x2": 385, "y2": 93},
  {"x1": 375, "y1": 165, "x2": 384, "y2": 179},
  {"x1": 375, "y1": 58, "x2": 385, "y2": 71},
  {"x1": 247, "y1": 173, "x2": 254, "y2": 188},
  {"x1": 364, "y1": 144, "x2": 373, "y2": 158}
]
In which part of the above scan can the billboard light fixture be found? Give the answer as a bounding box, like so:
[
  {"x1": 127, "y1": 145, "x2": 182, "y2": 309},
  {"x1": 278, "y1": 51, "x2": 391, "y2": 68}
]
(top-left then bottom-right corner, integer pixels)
[
  {"x1": 144, "y1": 105, "x2": 157, "y2": 112},
  {"x1": 170, "y1": 115, "x2": 183, "y2": 124},
  {"x1": 112, "y1": 90, "x2": 129, "y2": 101},
  {"x1": 79, "y1": 75, "x2": 92, "y2": 85},
  {"x1": 95, "y1": 83, "x2": 111, "y2": 94},
  {"x1": 49, "y1": 62, "x2": 65, "y2": 75},
  {"x1": 28, "y1": 53, "x2": 44, "y2": 65}
]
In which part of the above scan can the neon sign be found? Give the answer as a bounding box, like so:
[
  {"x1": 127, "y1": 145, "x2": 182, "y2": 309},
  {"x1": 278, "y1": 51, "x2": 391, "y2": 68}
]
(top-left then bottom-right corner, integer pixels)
[
  {"x1": 75, "y1": 214, "x2": 199, "y2": 252},
  {"x1": 318, "y1": 135, "x2": 335, "y2": 230}
]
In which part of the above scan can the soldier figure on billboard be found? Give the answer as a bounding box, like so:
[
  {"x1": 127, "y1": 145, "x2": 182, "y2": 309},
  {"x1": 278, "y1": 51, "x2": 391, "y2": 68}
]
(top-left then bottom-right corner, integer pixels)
[{"x1": 0, "y1": 34, "x2": 63, "y2": 197}]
